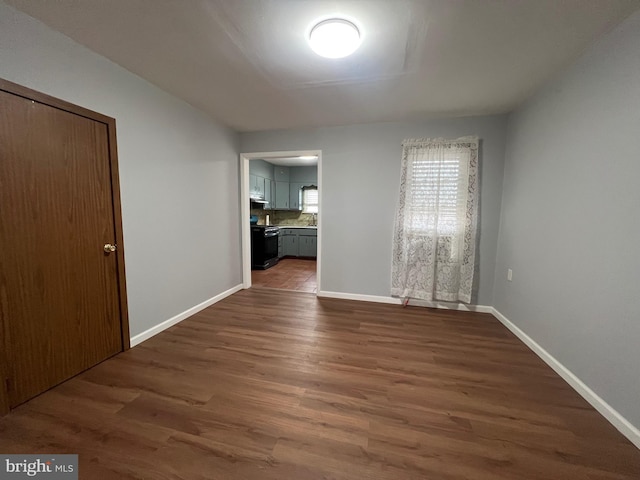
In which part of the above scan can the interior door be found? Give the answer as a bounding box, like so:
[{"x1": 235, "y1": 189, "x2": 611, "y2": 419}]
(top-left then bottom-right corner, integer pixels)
[{"x1": 0, "y1": 83, "x2": 127, "y2": 409}]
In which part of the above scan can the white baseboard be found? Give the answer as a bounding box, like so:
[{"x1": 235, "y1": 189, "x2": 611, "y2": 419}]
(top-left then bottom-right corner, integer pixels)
[
  {"x1": 404, "y1": 298, "x2": 493, "y2": 313},
  {"x1": 316, "y1": 290, "x2": 492, "y2": 313},
  {"x1": 491, "y1": 307, "x2": 640, "y2": 449},
  {"x1": 317, "y1": 290, "x2": 403, "y2": 304},
  {"x1": 130, "y1": 284, "x2": 243, "y2": 347}
]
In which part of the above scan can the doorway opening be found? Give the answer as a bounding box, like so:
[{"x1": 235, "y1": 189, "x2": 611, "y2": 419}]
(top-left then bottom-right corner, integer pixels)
[{"x1": 240, "y1": 150, "x2": 322, "y2": 294}]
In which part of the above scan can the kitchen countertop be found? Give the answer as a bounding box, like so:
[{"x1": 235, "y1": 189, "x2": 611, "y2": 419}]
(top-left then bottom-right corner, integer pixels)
[{"x1": 273, "y1": 225, "x2": 317, "y2": 229}]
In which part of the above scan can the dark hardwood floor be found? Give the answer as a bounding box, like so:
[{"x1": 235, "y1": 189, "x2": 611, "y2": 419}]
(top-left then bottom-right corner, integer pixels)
[
  {"x1": 1, "y1": 288, "x2": 638, "y2": 479},
  {"x1": 252, "y1": 258, "x2": 317, "y2": 292}
]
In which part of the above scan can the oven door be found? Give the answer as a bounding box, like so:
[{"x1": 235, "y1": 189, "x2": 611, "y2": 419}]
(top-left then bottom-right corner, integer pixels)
[
  {"x1": 251, "y1": 229, "x2": 280, "y2": 269},
  {"x1": 263, "y1": 231, "x2": 279, "y2": 262}
]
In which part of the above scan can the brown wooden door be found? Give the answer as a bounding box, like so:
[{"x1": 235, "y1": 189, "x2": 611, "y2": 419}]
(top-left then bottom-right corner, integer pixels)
[{"x1": 0, "y1": 83, "x2": 127, "y2": 409}]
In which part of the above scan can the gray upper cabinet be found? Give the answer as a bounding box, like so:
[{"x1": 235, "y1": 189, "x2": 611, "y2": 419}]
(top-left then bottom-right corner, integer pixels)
[
  {"x1": 249, "y1": 174, "x2": 256, "y2": 195},
  {"x1": 249, "y1": 160, "x2": 275, "y2": 202},
  {"x1": 270, "y1": 180, "x2": 277, "y2": 208},
  {"x1": 252, "y1": 163, "x2": 318, "y2": 211},
  {"x1": 274, "y1": 166, "x2": 292, "y2": 209},
  {"x1": 289, "y1": 182, "x2": 305, "y2": 211},
  {"x1": 249, "y1": 174, "x2": 265, "y2": 198},
  {"x1": 264, "y1": 179, "x2": 272, "y2": 208},
  {"x1": 256, "y1": 176, "x2": 265, "y2": 198},
  {"x1": 275, "y1": 181, "x2": 289, "y2": 209}
]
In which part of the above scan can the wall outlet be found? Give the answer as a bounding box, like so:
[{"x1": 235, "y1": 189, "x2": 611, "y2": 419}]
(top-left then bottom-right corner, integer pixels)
[{"x1": 507, "y1": 269, "x2": 513, "y2": 282}]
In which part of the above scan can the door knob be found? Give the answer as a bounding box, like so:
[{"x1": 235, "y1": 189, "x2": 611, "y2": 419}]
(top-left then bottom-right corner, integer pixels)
[{"x1": 104, "y1": 243, "x2": 117, "y2": 253}]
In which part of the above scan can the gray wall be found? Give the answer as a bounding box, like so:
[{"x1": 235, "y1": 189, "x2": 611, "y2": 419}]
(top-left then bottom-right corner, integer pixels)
[
  {"x1": 290, "y1": 166, "x2": 318, "y2": 184},
  {"x1": 249, "y1": 159, "x2": 274, "y2": 180},
  {"x1": 494, "y1": 10, "x2": 640, "y2": 428},
  {"x1": 0, "y1": 3, "x2": 242, "y2": 337},
  {"x1": 241, "y1": 116, "x2": 507, "y2": 305}
]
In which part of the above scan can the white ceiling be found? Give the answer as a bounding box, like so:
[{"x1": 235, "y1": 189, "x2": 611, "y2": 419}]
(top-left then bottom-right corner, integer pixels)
[
  {"x1": 5, "y1": 0, "x2": 639, "y2": 132},
  {"x1": 264, "y1": 157, "x2": 318, "y2": 167}
]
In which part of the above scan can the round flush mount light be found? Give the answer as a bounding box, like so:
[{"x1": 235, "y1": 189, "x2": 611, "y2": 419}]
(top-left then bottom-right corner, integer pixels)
[{"x1": 308, "y1": 18, "x2": 361, "y2": 59}]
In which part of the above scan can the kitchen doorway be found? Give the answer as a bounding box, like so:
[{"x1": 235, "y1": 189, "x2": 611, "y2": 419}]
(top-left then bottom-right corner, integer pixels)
[{"x1": 239, "y1": 150, "x2": 322, "y2": 294}]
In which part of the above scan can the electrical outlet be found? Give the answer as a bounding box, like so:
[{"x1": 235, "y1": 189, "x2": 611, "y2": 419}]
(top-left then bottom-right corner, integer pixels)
[{"x1": 507, "y1": 269, "x2": 513, "y2": 282}]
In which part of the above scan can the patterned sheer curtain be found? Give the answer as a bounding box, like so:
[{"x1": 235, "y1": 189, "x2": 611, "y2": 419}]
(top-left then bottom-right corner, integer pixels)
[{"x1": 391, "y1": 136, "x2": 479, "y2": 303}]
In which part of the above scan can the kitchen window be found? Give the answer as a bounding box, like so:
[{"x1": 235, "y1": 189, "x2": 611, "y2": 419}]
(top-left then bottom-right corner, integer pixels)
[{"x1": 302, "y1": 186, "x2": 318, "y2": 213}]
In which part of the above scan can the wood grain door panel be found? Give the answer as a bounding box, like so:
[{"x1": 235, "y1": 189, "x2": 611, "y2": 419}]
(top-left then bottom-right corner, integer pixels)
[{"x1": 0, "y1": 89, "x2": 123, "y2": 408}]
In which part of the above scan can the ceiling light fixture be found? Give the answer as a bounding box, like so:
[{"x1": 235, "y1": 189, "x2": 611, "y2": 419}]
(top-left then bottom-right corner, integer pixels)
[{"x1": 308, "y1": 18, "x2": 361, "y2": 59}]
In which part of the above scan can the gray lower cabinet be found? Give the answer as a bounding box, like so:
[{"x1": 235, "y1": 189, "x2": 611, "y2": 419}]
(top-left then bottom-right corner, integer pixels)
[
  {"x1": 277, "y1": 234, "x2": 283, "y2": 258},
  {"x1": 279, "y1": 228, "x2": 316, "y2": 258},
  {"x1": 298, "y1": 235, "x2": 317, "y2": 257},
  {"x1": 282, "y1": 234, "x2": 298, "y2": 256}
]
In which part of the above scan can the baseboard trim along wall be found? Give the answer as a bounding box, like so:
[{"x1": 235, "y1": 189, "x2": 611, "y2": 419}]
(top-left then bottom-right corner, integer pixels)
[
  {"x1": 317, "y1": 290, "x2": 493, "y2": 313},
  {"x1": 491, "y1": 307, "x2": 640, "y2": 450},
  {"x1": 403, "y1": 298, "x2": 494, "y2": 313},
  {"x1": 317, "y1": 290, "x2": 402, "y2": 305},
  {"x1": 130, "y1": 284, "x2": 243, "y2": 347}
]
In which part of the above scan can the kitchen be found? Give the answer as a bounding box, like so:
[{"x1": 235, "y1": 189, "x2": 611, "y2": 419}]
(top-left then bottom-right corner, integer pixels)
[{"x1": 248, "y1": 155, "x2": 318, "y2": 293}]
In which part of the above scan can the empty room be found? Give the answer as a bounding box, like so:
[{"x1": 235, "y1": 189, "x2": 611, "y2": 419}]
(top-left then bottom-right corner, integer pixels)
[{"x1": 1, "y1": 1, "x2": 639, "y2": 479}]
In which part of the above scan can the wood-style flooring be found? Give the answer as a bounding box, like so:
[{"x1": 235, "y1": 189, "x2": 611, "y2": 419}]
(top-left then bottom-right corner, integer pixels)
[
  {"x1": 252, "y1": 258, "x2": 317, "y2": 292},
  {"x1": 0, "y1": 288, "x2": 638, "y2": 479}
]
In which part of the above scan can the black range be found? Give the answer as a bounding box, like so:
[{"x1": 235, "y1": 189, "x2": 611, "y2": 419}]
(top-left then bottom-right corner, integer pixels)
[{"x1": 251, "y1": 225, "x2": 279, "y2": 270}]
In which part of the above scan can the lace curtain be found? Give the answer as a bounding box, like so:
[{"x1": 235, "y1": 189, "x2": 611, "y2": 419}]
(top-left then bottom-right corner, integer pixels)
[{"x1": 391, "y1": 136, "x2": 479, "y2": 303}]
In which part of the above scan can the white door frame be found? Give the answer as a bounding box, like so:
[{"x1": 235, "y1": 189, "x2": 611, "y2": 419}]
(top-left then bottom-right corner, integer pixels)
[{"x1": 240, "y1": 150, "x2": 322, "y2": 291}]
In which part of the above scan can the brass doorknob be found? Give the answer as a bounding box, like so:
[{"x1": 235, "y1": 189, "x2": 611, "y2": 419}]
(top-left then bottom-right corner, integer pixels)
[{"x1": 104, "y1": 243, "x2": 117, "y2": 253}]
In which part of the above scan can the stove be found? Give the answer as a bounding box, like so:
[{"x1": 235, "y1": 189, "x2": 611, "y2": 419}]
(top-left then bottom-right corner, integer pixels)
[{"x1": 251, "y1": 225, "x2": 280, "y2": 270}]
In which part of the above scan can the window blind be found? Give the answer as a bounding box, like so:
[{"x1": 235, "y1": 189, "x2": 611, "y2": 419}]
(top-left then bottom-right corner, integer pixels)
[
  {"x1": 407, "y1": 151, "x2": 463, "y2": 235},
  {"x1": 302, "y1": 187, "x2": 318, "y2": 213}
]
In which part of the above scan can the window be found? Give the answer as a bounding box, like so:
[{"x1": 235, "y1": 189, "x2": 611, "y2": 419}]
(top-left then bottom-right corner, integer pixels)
[
  {"x1": 302, "y1": 186, "x2": 318, "y2": 213},
  {"x1": 408, "y1": 149, "x2": 463, "y2": 236},
  {"x1": 391, "y1": 137, "x2": 479, "y2": 303}
]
